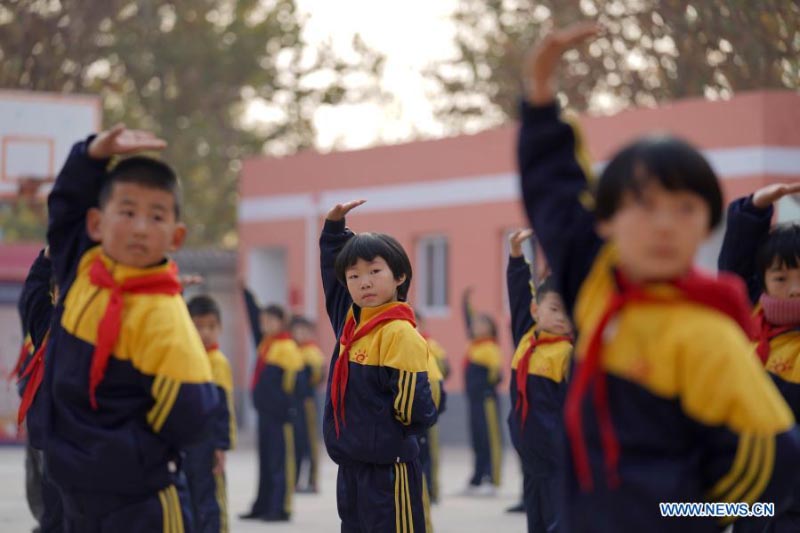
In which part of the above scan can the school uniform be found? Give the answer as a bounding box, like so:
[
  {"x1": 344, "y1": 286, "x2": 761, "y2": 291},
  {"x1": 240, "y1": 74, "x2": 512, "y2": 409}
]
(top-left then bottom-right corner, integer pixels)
[
  {"x1": 246, "y1": 332, "x2": 303, "y2": 520},
  {"x1": 17, "y1": 250, "x2": 64, "y2": 533},
  {"x1": 506, "y1": 255, "x2": 572, "y2": 533},
  {"x1": 43, "y1": 138, "x2": 220, "y2": 532},
  {"x1": 296, "y1": 341, "x2": 325, "y2": 491},
  {"x1": 320, "y1": 218, "x2": 438, "y2": 533},
  {"x1": 719, "y1": 196, "x2": 800, "y2": 532},
  {"x1": 419, "y1": 334, "x2": 448, "y2": 504},
  {"x1": 464, "y1": 337, "x2": 503, "y2": 488},
  {"x1": 185, "y1": 345, "x2": 236, "y2": 533},
  {"x1": 517, "y1": 101, "x2": 800, "y2": 532}
]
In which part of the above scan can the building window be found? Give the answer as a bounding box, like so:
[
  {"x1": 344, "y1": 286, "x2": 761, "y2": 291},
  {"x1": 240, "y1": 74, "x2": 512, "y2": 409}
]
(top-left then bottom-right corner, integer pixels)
[{"x1": 417, "y1": 235, "x2": 449, "y2": 314}]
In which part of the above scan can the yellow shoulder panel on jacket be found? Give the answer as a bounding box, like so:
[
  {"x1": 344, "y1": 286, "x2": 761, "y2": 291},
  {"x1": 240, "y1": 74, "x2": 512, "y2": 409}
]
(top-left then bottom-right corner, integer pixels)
[
  {"x1": 528, "y1": 342, "x2": 572, "y2": 383},
  {"x1": 575, "y1": 244, "x2": 793, "y2": 435},
  {"x1": 209, "y1": 349, "x2": 234, "y2": 393},
  {"x1": 267, "y1": 339, "x2": 305, "y2": 372},
  {"x1": 428, "y1": 338, "x2": 446, "y2": 362},
  {"x1": 469, "y1": 341, "x2": 502, "y2": 371},
  {"x1": 765, "y1": 332, "x2": 800, "y2": 384},
  {"x1": 62, "y1": 252, "x2": 211, "y2": 383},
  {"x1": 380, "y1": 320, "x2": 429, "y2": 372},
  {"x1": 301, "y1": 344, "x2": 325, "y2": 369},
  {"x1": 428, "y1": 351, "x2": 444, "y2": 383}
]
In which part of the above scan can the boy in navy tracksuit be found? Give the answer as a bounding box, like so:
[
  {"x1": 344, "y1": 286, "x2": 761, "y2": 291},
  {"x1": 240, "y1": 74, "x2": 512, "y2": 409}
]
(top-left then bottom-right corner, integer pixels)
[
  {"x1": 185, "y1": 295, "x2": 237, "y2": 533},
  {"x1": 241, "y1": 288, "x2": 303, "y2": 521},
  {"x1": 461, "y1": 289, "x2": 503, "y2": 494},
  {"x1": 416, "y1": 311, "x2": 448, "y2": 504},
  {"x1": 320, "y1": 199, "x2": 438, "y2": 532},
  {"x1": 517, "y1": 23, "x2": 800, "y2": 532},
  {"x1": 505, "y1": 230, "x2": 573, "y2": 533},
  {"x1": 290, "y1": 315, "x2": 326, "y2": 493},
  {"x1": 17, "y1": 247, "x2": 64, "y2": 532},
  {"x1": 719, "y1": 184, "x2": 800, "y2": 532},
  {"x1": 43, "y1": 126, "x2": 219, "y2": 531}
]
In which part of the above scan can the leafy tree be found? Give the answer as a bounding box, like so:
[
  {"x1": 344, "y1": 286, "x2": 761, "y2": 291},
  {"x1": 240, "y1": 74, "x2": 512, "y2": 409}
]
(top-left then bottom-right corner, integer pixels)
[
  {"x1": 427, "y1": 0, "x2": 799, "y2": 133},
  {"x1": 0, "y1": 0, "x2": 383, "y2": 245}
]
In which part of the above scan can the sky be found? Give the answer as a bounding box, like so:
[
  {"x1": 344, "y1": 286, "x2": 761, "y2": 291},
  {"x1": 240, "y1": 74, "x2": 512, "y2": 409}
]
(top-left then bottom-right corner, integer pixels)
[{"x1": 285, "y1": 0, "x2": 460, "y2": 150}]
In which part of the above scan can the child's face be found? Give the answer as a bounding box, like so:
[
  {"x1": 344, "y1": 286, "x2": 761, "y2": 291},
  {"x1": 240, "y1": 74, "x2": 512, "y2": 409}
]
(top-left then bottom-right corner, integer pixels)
[
  {"x1": 191, "y1": 313, "x2": 221, "y2": 350},
  {"x1": 473, "y1": 315, "x2": 494, "y2": 338},
  {"x1": 597, "y1": 182, "x2": 710, "y2": 282},
  {"x1": 532, "y1": 292, "x2": 572, "y2": 337},
  {"x1": 764, "y1": 259, "x2": 800, "y2": 299},
  {"x1": 261, "y1": 312, "x2": 284, "y2": 337},
  {"x1": 291, "y1": 324, "x2": 313, "y2": 344},
  {"x1": 87, "y1": 182, "x2": 185, "y2": 268},
  {"x1": 344, "y1": 256, "x2": 406, "y2": 308}
]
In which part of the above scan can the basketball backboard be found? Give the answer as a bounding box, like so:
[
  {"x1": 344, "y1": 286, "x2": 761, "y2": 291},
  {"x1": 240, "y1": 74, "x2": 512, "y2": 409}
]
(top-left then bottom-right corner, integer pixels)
[{"x1": 0, "y1": 90, "x2": 101, "y2": 199}]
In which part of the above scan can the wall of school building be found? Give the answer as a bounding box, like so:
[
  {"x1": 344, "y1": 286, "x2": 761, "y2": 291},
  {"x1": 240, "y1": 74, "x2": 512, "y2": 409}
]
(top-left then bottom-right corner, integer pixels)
[{"x1": 237, "y1": 90, "x2": 800, "y2": 444}]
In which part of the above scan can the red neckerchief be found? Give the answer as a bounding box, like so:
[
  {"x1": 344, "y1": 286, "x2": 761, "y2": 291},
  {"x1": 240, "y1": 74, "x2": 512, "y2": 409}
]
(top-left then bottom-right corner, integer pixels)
[
  {"x1": 250, "y1": 332, "x2": 292, "y2": 390},
  {"x1": 8, "y1": 337, "x2": 34, "y2": 381},
  {"x1": 754, "y1": 309, "x2": 795, "y2": 365},
  {"x1": 17, "y1": 330, "x2": 49, "y2": 427},
  {"x1": 331, "y1": 304, "x2": 416, "y2": 438},
  {"x1": 88, "y1": 256, "x2": 182, "y2": 410},
  {"x1": 565, "y1": 268, "x2": 754, "y2": 492},
  {"x1": 515, "y1": 332, "x2": 572, "y2": 427}
]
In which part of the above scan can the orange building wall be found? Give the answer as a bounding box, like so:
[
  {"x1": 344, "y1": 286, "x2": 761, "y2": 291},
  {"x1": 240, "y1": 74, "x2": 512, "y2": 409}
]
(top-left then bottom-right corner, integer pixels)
[{"x1": 237, "y1": 90, "x2": 800, "y2": 395}]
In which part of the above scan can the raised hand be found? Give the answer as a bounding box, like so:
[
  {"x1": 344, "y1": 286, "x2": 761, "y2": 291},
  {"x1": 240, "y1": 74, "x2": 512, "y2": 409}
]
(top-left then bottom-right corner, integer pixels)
[
  {"x1": 326, "y1": 199, "x2": 367, "y2": 222},
  {"x1": 88, "y1": 124, "x2": 167, "y2": 160},
  {"x1": 752, "y1": 183, "x2": 800, "y2": 209},
  {"x1": 509, "y1": 229, "x2": 533, "y2": 257},
  {"x1": 523, "y1": 22, "x2": 601, "y2": 105}
]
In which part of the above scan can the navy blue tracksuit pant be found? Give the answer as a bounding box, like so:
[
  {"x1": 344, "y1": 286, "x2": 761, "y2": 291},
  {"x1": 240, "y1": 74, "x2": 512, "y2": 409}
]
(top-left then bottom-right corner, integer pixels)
[
  {"x1": 523, "y1": 472, "x2": 559, "y2": 533},
  {"x1": 337, "y1": 460, "x2": 426, "y2": 533},
  {"x1": 467, "y1": 393, "x2": 502, "y2": 486},
  {"x1": 250, "y1": 412, "x2": 294, "y2": 518},
  {"x1": 185, "y1": 441, "x2": 227, "y2": 532}
]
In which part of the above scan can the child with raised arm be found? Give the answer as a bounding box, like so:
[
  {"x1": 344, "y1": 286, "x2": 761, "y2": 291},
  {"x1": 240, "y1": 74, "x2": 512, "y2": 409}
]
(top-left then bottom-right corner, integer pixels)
[
  {"x1": 517, "y1": 23, "x2": 800, "y2": 532},
  {"x1": 43, "y1": 125, "x2": 219, "y2": 531},
  {"x1": 719, "y1": 183, "x2": 800, "y2": 532},
  {"x1": 461, "y1": 288, "x2": 503, "y2": 495},
  {"x1": 320, "y1": 199, "x2": 437, "y2": 532}
]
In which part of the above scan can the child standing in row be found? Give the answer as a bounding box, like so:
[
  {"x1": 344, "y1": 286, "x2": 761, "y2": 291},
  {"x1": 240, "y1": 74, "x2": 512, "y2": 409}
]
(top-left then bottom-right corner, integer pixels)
[
  {"x1": 289, "y1": 315, "x2": 325, "y2": 494},
  {"x1": 185, "y1": 295, "x2": 236, "y2": 533},
  {"x1": 506, "y1": 230, "x2": 573, "y2": 533},
  {"x1": 461, "y1": 288, "x2": 503, "y2": 496},
  {"x1": 517, "y1": 23, "x2": 800, "y2": 531},
  {"x1": 416, "y1": 310, "x2": 448, "y2": 504},
  {"x1": 241, "y1": 288, "x2": 303, "y2": 522},
  {"x1": 16, "y1": 246, "x2": 63, "y2": 532},
  {"x1": 320, "y1": 199, "x2": 438, "y2": 532},
  {"x1": 44, "y1": 125, "x2": 220, "y2": 530},
  {"x1": 718, "y1": 183, "x2": 800, "y2": 531}
]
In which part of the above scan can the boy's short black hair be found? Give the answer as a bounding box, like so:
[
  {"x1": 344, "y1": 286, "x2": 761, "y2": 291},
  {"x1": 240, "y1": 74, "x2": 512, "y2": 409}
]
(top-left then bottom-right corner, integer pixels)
[
  {"x1": 289, "y1": 315, "x2": 314, "y2": 330},
  {"x1": 756, "y1": 223, "x2": 800, "y2": 280},
  {"x1": 535, "y1": 276, "x2": 559, "y2": 304},
  {"x1": 263, "y1": 304, "x2": 286, "y2": 322},
  {"x1": 595, "y1": 135, "x2": 723, "y2": 230},
  {"x1": 99, "y1": 156, "x2": 182, "y2": 219},
  {"x1": 334, "y1": 233, "x2": 413, "y2": 301},
  {"x1": 187, "y1": 294, "x2": 221, "y2": 322}
]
